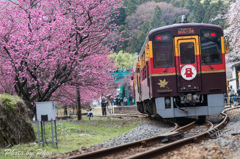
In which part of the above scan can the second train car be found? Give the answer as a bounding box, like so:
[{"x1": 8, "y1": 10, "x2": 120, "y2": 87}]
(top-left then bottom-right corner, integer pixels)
[{"x1": 132, "y1": 22, "x2": 229, "y2": 119}]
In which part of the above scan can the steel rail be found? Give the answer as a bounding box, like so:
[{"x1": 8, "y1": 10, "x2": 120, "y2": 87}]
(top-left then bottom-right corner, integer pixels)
[
  {"x1": 125, "y1": 113, "x2": 228, "y2": 159},
  {"x1": 173, "y1": 121, "x2": 196, "y2": 132},
  {"x1": 65, "y1": 120, "x2": 196, "y2": 159}
]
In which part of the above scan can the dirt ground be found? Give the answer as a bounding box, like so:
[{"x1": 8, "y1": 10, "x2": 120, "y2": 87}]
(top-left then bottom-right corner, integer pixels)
[{"x1": 56, "y1": 106, "x2": 138, "y2": 117}]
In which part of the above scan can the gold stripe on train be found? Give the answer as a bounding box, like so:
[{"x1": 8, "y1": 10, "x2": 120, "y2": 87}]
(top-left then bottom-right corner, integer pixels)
[
  {"x1": 151, "y1": 70, "x2": 225, "y2": 77},
  {"x1": 201, "y1": 70, "x2": 225, "y2": 73},
  {"x1": 151, "y1": 73, "x2": 176, "y2": 77}
]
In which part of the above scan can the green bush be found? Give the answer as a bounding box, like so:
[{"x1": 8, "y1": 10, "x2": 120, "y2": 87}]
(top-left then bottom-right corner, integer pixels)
[{"x1": 0, "y1": 94, "x2": 35, "y2": 148}]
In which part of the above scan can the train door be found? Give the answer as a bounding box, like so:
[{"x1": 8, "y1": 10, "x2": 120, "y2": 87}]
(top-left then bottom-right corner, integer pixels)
[
  {"x1": 135, "y1": 62, "x2": 142, "y2": 101},
  {"x1": 137, "y1": 74, "x2": 141, "y2": 96},
  {"x1": 175, "y1": 36, "x2": 201, "y2": 92}
]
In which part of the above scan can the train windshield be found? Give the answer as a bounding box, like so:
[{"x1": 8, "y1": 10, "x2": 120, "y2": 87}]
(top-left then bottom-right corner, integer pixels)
[
  {"x1": 153, "y1": 31, "x2": 174, "y2": 68},
  {"x1": 200, "y1": 29, "x2": 222, "y2": 65},
  {"x1": 180, "y1": 42, "x2": 195, "y2": 64}
]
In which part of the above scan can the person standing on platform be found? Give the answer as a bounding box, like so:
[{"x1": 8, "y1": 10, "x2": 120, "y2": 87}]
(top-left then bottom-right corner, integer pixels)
[
  {"x1": 237, "y1": 87, "x2": 240, "y2": 103},
  {"x1": 110, "y1": 97, "x2": 114, "y2": 106},
  {"x1": 123, "y1": 97, "x2": 127, "y2": 106},
  {"x1": 237, "y1": 87, "x2": 240, "y2": 97},
  {"x1": 120, "y1": 98, "x2": 123, "y2": 106},
  {"x1": 224, "y1": 93, "x2": 228, "y2": 105},
  {"x1": 116, "y1": 97, "x2": 119, "y2": 106},
  {"x1": 101, "y1": 96, "x2": 107, "y2": 116},
  {"x1": 229, "y1": 85, "x2": 235, "y2": 105}
]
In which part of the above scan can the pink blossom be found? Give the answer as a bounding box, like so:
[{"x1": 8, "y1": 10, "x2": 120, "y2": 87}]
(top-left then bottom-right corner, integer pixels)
[{"x1": 0, "y1": 0, "x2": 124, "y2": 112}]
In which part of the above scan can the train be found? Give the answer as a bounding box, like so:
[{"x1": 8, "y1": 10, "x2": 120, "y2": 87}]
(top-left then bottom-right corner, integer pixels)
[{"x1": 132, "y1": 18, "x2": 229, "y2": 120}]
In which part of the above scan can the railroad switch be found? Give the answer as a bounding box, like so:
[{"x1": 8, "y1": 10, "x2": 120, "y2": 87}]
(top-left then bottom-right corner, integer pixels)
[{"x1": 158, "y1": 131, "x2": 183, "y2": 143}]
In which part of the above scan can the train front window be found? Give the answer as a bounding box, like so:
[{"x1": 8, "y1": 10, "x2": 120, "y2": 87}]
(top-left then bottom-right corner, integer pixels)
[
  {"x1": 153, "y1": 31, "x2": 174, "y2": 68},
  {"x1": 180, "y1": 42, "x2": 195, "y2": 64},
  {"x1": 200, "y1": 29, "x2": 222, "y2": 65}
]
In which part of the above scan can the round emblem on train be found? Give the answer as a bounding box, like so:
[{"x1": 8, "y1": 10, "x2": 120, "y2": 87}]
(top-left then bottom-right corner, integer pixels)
[{"x1": 181, "y1": 65, "x2": 197, "y2": 81}]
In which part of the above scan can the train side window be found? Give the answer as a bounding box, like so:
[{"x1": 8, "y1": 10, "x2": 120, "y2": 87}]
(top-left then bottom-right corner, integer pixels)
[
  {"x1": 153, "y1": 31, "x2": 174, "y2": 68},
  {"x1": 180, "y1": 42, "x2": 195, "y2": 64},
  {"x1": 200, "y1": 29, "x2": 222, "y2": 65}
]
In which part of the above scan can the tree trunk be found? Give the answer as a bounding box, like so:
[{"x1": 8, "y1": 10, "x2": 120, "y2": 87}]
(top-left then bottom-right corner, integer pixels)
[
  {"x1": 76, "y1": 86, "x2": 82, "y2": 120},
  {"x1": 25, "y1": 101, "x2": 35, "y2": 120}
]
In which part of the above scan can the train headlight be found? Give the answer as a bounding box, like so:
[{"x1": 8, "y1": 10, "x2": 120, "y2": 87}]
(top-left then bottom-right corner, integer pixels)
[
  {"x1": 187, "y1": 94, "x2": 192, "y2": 102},
  {"x1": 165, "y1": 97, "x2": 171, "y2": 109}
]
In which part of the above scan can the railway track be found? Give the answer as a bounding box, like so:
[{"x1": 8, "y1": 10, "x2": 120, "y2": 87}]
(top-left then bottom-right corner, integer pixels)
[
  {"x1": 126, "y1": 112, "x2": 228, "y2": 159},
  {"x1": 65, "y1": 112, "x2": 229, "y2": 159},
  {"x1": 59, "y1": 106, "x2": 240, "y2": 159}
]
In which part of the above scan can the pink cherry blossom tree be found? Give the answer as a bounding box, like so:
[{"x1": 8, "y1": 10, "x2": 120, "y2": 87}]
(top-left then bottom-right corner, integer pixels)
[
  {"x1": 0, "y1": 0, "x2": 123, "y2": 118},
  {"x1": 51, "y1": 54, "x2": 115, "y2": 108}
]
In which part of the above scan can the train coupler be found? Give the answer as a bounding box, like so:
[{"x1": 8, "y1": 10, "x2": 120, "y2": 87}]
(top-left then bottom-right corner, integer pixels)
[{"x1": 174, "y1": 100, "x2": 188, "y2": 112}]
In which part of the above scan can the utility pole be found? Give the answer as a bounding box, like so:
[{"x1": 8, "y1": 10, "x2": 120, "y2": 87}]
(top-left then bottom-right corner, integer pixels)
[{"x1": 76, "y1": 86, "x2": 81, "y2": 120}]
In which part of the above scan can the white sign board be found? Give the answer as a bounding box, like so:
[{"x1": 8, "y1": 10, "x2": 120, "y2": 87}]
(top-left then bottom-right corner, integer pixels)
[{"x1": 36, "y1": 101, "x2": 56, "y2": 121}]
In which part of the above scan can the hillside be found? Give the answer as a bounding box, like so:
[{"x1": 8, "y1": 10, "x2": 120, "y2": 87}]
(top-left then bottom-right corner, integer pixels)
[{"x1": 113, "y1": 0, "x2": 230, "y2": 54}]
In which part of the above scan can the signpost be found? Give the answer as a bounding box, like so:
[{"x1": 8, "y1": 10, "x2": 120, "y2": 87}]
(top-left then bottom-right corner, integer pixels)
[{"x1": 36, "y1": 101, "x2": 58, "y2": 148}]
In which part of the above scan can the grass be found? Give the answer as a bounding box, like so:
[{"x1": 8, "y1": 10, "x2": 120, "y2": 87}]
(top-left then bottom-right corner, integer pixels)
[{"x1": 0, "y1": 116, "x2": 139, "y2": 159}]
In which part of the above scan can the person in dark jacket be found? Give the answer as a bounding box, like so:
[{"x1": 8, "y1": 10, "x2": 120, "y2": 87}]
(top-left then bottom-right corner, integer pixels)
[
  {"x1": 237, "y1": 87, "x2": 240, "y2": 97},
  {"x1": 101, "y1": 96, "x2": 107, "y2": 116},
  {"x1": 120, "y1": 98, "x2": 123, "y2": 106},
  {"x1": 224, "y1": 93, "x2": 228, "y2": 104},
  {"x1": 116, "y1": 97, "x2": 119, "y2": 106}
]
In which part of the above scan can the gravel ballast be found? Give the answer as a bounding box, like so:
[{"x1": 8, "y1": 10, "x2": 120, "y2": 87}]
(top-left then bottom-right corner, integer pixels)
[
  {"x1": 53, "y1": 108, "x2": 240, "y2": 158},
  {"x1": 96, "y1": 108, "x2": 240, "y2": 158},
  {"x1": 95, "y1": 121, "x2": 172, "y2": 148},
  {"x1": 159, "y1": 108, "x2": 240, "y2": 158}
]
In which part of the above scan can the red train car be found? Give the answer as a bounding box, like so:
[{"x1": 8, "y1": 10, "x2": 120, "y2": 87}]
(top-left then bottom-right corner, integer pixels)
[{"x1": 133, "y1": 22, "x2": 229, "y2": 119}]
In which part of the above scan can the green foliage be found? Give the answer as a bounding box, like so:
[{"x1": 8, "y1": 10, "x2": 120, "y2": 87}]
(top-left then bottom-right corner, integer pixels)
[
  {"x1": 170, "y1": 0, "x2": 181, "y2": 7},
  {"x1": 202, "y1": 0, "x2": 228, "y2": 28},
  {"x1": 149, "y1": 6, "x2": 164, "y2": 30},
  {"x1": 124, "y1": 0, "x2": 137, "y2": 15},
  {"x1": 184, "y1": 0, "x2": 194, "y2": 10},
  {"x1": 0, "y1": 94, "x2": 35, "y2": 148},
  {"x1": 193, "y1": 0, "x2": 205, "y2": 23},
  {"x1": 126, "y1": 34, "x2": 139, "y2": 53},
  {"x1": 116, "y1": 25, "x2": 130, "y2": 52},
  {"x1": 154, "y1": 0, "x2": 171, "y2": 2},
  {"x1": 203, "y1": 0, "x2": 211, "y2": 10},
  {"x1": 109, "y1": 51, "x2": 138, "y2": 69},
  {"x1": 113, "y1": 8, "x2": 127, "y2": 26},
  {"x1": 137, "y1": 22, "x2": 150, "y2": 52},
  {"x1": 0, "y1": 94, "x2": 17, "y2": 110}
]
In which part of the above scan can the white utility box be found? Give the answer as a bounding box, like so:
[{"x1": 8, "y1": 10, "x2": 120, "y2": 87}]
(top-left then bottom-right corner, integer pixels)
[{"x1": 36, "y1": 101, "x2": 56, "y2": 121}]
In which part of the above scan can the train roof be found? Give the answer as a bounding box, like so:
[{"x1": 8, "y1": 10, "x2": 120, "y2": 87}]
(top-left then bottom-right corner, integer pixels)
[
  {"x1": 148, "y1": 23, "x2": 223, "y2": 40},
  {"x1": 137, "y1": 23, "x2": 223, "y2": 57}
]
